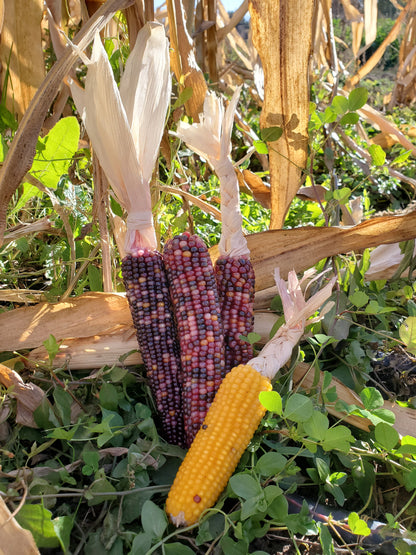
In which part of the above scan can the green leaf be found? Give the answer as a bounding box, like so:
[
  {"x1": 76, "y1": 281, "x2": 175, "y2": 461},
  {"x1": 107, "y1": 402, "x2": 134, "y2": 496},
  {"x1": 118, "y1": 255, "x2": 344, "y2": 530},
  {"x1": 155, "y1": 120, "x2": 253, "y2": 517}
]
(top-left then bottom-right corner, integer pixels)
[
  {"x1": 256, "y1": 452, "x2": 287, "y2": 476},
  {"x1": 349, "y1": 290, "x2": 369, "y2": 308},
  {"x1": 33, "y1": 397, "x2": 60, "y2": 429},
  {"x1": 88, "y1": 265, "x2": 103, "y2": 292},
  {"x1": 15, "y1": 504, "x2": 60, "y2": 549},
  {"x1": 82, "y1": 450, "x2": 100, "y2": 471},
  {"x1": 399, "y1": 316, "x2": 416, "y2": 355},
  {"x1": 110, "y1": 366, "x2": 128, "y2": 382},
  {"x1": 27, "y1": 117, "x2": 80, "y2": 189},
  {"x1": 318, "y1": 522, "x2": 335, "y2": 554},
  {"x1": 316, "y1": 457, "x2": 330, "y2": 481},
  {"x1": 283, "y1": 393, "x2": 313, "y2": 423},
  {"x1": 331, "y1": 95, "x2": 349, "y2": 115},
  {"x1": 141, "y1": 500, "x2": 168, "y2": 539},
  {"x1": 87, "y1": 477, "x2": 116, "y2": 506},
  {"x1": 261, "y1": 126, "x2": 283, "y2": 142},
  {"x1": 110, "y1": 196, "x2": 123, "y2": 217},
  {"x1": 339, "y1": 112, "x2": 359, "y2": 126},
  {"x1": 368, "y1": 143, "x2": 386, "y2": 166},
  {"x1": 321, "y1": 426, "x2": 353, "y2": 452},
  {"x1": 303, "y1": 411, "x2": 329, "y2": 441},
  {"x1": 129, "y1": 532, "x2": 153, "y2": 555},
  {"x1": 348, "y1": 512, "x2": 371, "y2": 536},
  {"x1": 259, "y1": 390, "x2": 282, "y2": 415},
  {"x1": 348, "y1": 87, "x2": 368, "y2": 111},
  {"x1": 332, "y1": 187, "x2": 351, "y2": 204},
  {"x1": 229, "y1": 473, "x2": 262, "y2": 499},
  {"x1": 374, "y1": 422, "x2": 399, "y2": 450},
  {"x1": 43, "y1": 334, "x2": 61, "y2": 361},
  {"x1": 99, "y1": 383, "x2": 119, "y2": 411},
  {"x1": 253, "y1": 140, "x2": 268, "y2": 154},
  {"x1": 53, "y1": 388, "x2": 72, "y2": 426},
  {"x1": 267, "y1": 493, "x2": 289, "y2": 520},
  {"x1": 165, "y1": 543, "x2": 196, "y2": 555},
  {"x1": 52, "y1": 515, "x2": 73, "y2": 553},
  {"x1": 244, "y1": 331, "x2": 262, "y2": 344},
  {"x1": 360, "y1": 387, "x2": 384, "y2": 410},
  {"x1": 220, "y1": 535, "x2": 249, "y2": 555},
  {"x1": 391, "y1": 149, "x2": 412, "y2": 167},
  {"x1": 405, "y1": 468, "x2": 416, "y2": 491},
  {"x1": 172, "y1": 87, "x2": 193, "y2": 110},
  {"x1": 320, "y1": 106, "x2": 337, "y2": 124}
]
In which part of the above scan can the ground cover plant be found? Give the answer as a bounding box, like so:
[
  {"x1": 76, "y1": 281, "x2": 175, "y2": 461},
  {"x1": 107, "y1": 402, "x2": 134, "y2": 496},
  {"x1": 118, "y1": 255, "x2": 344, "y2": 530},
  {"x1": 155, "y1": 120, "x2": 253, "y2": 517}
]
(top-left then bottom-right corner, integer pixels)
[{"x1": 1, "y1": 0, "x2": 416, "y2": 553}]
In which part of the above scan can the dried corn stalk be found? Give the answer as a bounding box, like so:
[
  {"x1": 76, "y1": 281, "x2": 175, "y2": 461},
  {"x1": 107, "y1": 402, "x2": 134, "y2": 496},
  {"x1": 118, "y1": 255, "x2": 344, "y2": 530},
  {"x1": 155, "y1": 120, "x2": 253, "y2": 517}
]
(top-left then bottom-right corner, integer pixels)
[
  {"x1": 389, "y1": 4, "x2": 416, "y2": 107},
  {"x1": 167, "y1": 0, "x2": 207, "y2": 121},
  {"x1": 249, "y1": 0, "x2": 313, "y2": 229},
  {"x1": 0, "y1": 0, "x2": 45, "y2": 120}
]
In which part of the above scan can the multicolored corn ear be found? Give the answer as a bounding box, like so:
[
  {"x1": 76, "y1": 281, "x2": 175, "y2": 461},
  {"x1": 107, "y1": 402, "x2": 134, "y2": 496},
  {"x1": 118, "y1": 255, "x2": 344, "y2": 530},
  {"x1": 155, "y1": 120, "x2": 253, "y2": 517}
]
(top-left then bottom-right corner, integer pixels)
[
  {"x1": 163, "y1": 232, "x2": 226, "y2": 447},
  {"x1": 122, "y1": 249, "x2": 185, "y2": 447},
  {"x1": 165, "y1": 364, "x2": 272, "y2": 526},
  {"x1": 215, "y1": 255, "x2": 255, "y2": 372}
]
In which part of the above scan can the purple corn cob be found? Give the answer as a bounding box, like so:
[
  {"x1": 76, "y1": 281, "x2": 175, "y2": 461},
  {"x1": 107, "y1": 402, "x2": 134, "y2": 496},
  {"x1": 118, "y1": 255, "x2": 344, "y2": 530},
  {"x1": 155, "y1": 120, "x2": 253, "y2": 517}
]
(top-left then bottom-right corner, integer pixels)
[
  {"x1": 163, "y1": 232, "x2": 226, "y2": 447},
  {"x1": 215, "y1": 255, "x2": 255, "y2": 373},
  {"x1": 122, "y1": 249, "x2": 185, "y2": 447}
]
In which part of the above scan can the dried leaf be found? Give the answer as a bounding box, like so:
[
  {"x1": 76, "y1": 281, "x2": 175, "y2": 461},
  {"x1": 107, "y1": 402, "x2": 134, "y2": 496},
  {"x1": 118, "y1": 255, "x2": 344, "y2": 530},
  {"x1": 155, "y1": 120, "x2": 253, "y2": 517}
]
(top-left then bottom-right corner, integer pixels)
[
  {"x1": 0, "y1": 292, "x2": 133, "y2": 351},
  {"x1": 0, "y1": 497, "x2": 39, "y2": 555},
  {"x1": 240, "y1": 169, "x2": 271, "y2": 209},
  {"x1": 0, "y1": 364, "x2": 45, "y2": 428},
  {"x1": 249, "y1": 0, "x2": 313, "y2": 228},
  {"x1": 296, "y1": 185, "x2": 328, "y2": 203},
  {"x1": 364, "y1": 0, "x2": 378, "y2": 46}
]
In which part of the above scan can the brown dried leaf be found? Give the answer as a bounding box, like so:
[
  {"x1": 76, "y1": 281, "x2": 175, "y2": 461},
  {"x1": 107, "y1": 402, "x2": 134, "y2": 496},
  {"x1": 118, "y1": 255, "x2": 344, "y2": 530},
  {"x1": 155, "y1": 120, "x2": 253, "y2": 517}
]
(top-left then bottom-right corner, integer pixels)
[
  {"x1": 249, "y1": 0, "x2": 313, "y2": 228},
  {"x1": 0, "y1": 364, "x2": 45, "y2": 428},
  {"x1": 296, "y1": 185, "x2": 328, "y2": 203},
  {"x1": 239, "y1": 169, "x2": 271, "y2": 209},
  {"x1": 0, "y1": 292, "x2": 133, "y2": 351},
  {"x1": 0, "y1": 497, "x2": 39, "y2": 555}
]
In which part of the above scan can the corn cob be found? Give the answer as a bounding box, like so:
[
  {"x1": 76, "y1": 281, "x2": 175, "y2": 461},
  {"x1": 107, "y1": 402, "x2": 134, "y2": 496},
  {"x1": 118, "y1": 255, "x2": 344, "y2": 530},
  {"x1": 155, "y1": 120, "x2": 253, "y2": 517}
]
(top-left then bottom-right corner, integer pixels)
[
  {"x1": 166, "y1": 269, "x2": 336, "y2": 526},
  {"x1": 163, "y1": 232, "x2": 225, "y2": 447},
  {"x1": 122, "y1": 249, "x2": 185, "y2": 447},
  {"x1": 215, "y1": 255, "x2": 255, "y2": 372},
  {"x1": 165, "y1": 364, "x2": 272, "y2": 526}
]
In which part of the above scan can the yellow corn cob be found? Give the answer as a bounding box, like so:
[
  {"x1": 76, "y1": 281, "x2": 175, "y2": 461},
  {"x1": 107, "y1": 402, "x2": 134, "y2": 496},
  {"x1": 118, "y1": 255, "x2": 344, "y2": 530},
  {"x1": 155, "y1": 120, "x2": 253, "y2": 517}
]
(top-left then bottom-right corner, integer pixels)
[{"x1": 165, "y1": 364, "x2": 272, "y2": 526}]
